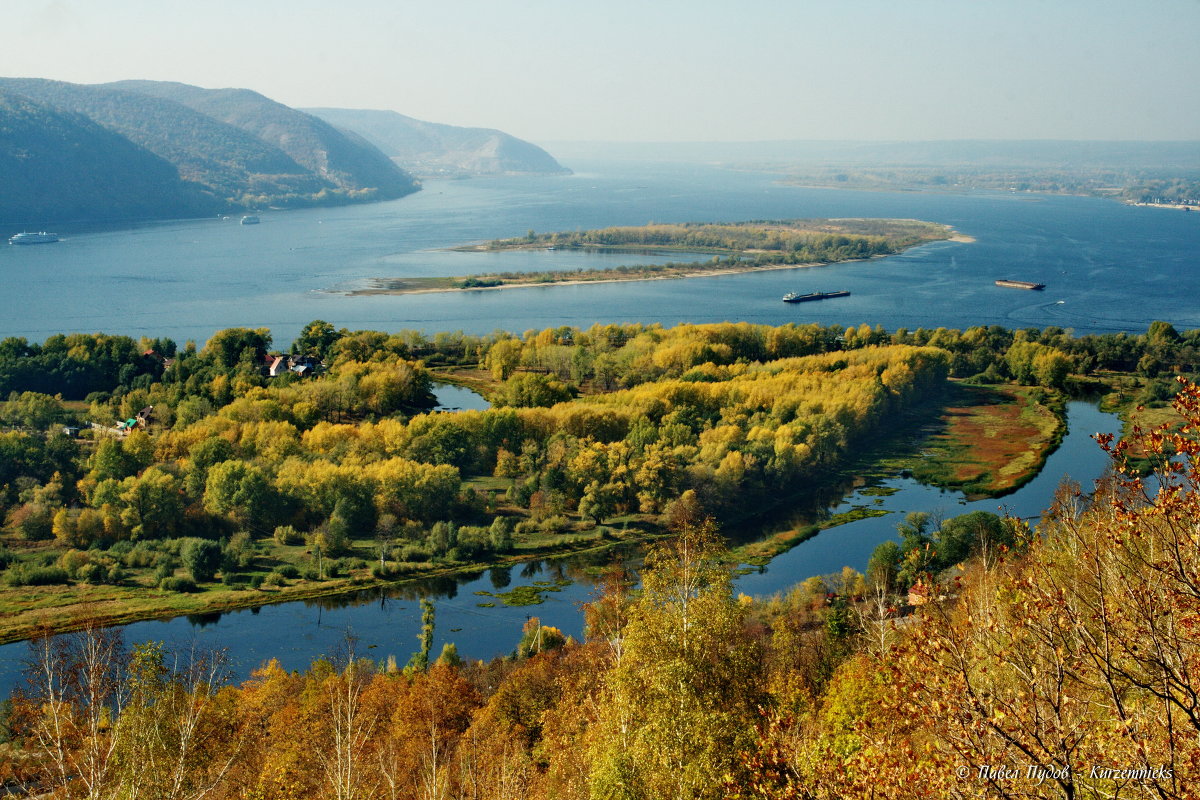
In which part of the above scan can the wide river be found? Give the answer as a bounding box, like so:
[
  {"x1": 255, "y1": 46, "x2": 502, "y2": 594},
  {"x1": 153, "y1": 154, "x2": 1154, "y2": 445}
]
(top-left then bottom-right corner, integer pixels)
[
  {"x1": 0, "y1": 159, "x2": 1190, "y2": 694},
  {"x1": 2, "y1": 160, "x2": 1198, "y2": 345}
]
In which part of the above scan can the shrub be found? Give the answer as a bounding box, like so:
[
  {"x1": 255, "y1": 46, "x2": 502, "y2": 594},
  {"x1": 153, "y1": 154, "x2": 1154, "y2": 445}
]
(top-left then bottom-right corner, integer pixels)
[
  {"x1": 224, "y1": 531, "x2": 255, "y2": 570},
  {"x1": 538, "y1": 515, "x2": 572, "y2": 534},
  {"x1": 76, "y1": 563, "x2": 103, "y2": 584},
  {"x1": 273, "y1": 525, "x2": 303, "y2": 546},
  {"x1": 59, "y1": 549, "x2": 91, "y2": 578},
  {"x1": 397, "y1": 545, "x2": 430, "y2": 563},
  {"x1": 153, "y1": 564, "x2": 173, "y2": 583},
  {"x1": 262, "y1": 572, "x2": 286, "y2": 587},
  {"x1": 370, "y1": 562, "x2": 397, "y2": 579},
  {"x1": 275, "y1": 564, "x2": 300, "y2": 579},
  {"x1": 489, "y1": 516, "x2": 515, "y2": 553},
  {"x1": 158, "y1": 576, "x2": 198, "y2": 593},
  {"x1": 7, "y1": 503, "x2": 54, "y2": 541},
  {"x1": 4, "y1": 565, "x2": 70, "y2": 587},
  {"x1": 182, "y1": 539, "x2": 222, "y2": 583},
  {"x1": 249, "y1": 575, "x2": 264, "y2": 589}
]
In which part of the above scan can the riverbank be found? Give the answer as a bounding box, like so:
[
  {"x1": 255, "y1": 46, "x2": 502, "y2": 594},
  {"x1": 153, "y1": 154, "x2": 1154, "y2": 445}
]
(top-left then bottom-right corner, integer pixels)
[
  {"x1": 0, "y1": 376, "x2": 1082, "y2": 646},
  {"x1": 883, "y1": 383, "x2": 1067, "y2": 498},
  {"x1": 0, "y1": 521, "x2": 671, "y2": 645},
  {"x1": 345, "y1": 257, "x2": 890, "y2": 297}
]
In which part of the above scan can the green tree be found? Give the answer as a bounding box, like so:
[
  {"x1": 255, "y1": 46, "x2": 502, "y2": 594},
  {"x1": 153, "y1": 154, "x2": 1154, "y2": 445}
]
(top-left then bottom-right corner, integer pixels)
[
  {"x1": 407, "y1": 598, "x2": 436, "y2": 672},
  {"x1": 486, "y1": 338, "x2": 522, "y2": 381},
  {"x1": 202, "y1": 327, "x2": 271, "y2": 371},
  {"x1": 181, "y1": 539, "x2": 222, "y2": 582},
  {"x1": 292, "y1": 319, "x2": 340, "y2": 361},
  {"x1": 117, "y1": 467, "x2": 184, "y2": 540},
  {"x1": 492, "y1": 373, "x2": 575, "y2": 408},
  {"x1": 203, "y1": 460, "x2": 275, "y2": 530},
  {"x1": 2, "y1": 391, "x2": 64, "y2": 430},
  {"x1": 185, "y1": 437, "x2": 235, "y2": 498},
  {"x1": 578, "y1": 480, "x2": 620, "y2": 525}
]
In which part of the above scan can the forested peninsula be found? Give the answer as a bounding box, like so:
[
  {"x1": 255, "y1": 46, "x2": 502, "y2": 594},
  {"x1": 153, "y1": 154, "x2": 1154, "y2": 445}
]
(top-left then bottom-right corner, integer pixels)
[
  {"x1": 0, "y1": 318, "x2": 1196, "y2": 642},
  {"x1": 350, "y1": 218, "x2": 957, "y2": 295},
  {"x1": 2, "y1": 318, "x2": 1200, "y2": 798}
]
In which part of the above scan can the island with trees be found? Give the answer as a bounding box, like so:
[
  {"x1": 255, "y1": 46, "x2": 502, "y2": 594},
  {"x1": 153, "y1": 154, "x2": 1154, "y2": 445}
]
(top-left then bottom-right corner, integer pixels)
[{"x1": 349, "y1": 218, "x2": 960, "y2": 295}]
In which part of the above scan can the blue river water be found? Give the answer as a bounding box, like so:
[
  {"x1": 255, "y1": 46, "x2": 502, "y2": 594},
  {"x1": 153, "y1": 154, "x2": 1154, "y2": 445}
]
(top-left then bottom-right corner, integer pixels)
[
  {"x1": 1, "y1": 160, "x2": 1198, "y2": 346},
  {"x1": 0, "y1": 159, "x2": 1189, "y2": 695}
]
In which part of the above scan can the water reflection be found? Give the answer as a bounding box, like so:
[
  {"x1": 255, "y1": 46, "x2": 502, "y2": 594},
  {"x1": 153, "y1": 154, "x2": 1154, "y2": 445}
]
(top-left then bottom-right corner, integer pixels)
[
  {"x1": 0, "y1": 402, "x2": 1121, "y2": 698},
  {"x1": 489, "y1": 566, "x2": 512, "y2": 590}
]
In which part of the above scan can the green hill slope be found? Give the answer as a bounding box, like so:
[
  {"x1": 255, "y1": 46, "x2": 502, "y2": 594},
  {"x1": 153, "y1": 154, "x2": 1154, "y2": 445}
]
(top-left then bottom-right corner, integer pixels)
[
  {"x1": 0, "y1": 77, "x2": 332, "y2": 205},
  {"x1": 0, "y1": 90, "x2": 212, "y2": 225},
  {"x1": 305, "y1": 107, "x2": 570, "y2": 177},
  {"x1": 109, "y1": 81, "x2": 420, "y2": 199}
]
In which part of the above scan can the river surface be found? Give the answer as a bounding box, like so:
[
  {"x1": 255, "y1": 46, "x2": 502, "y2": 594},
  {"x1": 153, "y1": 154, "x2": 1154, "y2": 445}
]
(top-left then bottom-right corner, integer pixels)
[
  {"x1": 0, "y1": 400, "x2": 1120, "y2": 697},
  {"x1": 2, "y1": 160, "x2": 1198, "y2": 346},
  {"x1": 0, "y1": 159, "x2": 1189, "y2": 695}
]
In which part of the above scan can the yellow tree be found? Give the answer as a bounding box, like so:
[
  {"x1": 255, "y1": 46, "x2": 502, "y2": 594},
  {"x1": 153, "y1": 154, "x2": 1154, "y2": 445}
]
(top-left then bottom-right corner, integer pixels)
[{"x1": 589, "y1": 520, "x2": 763, "y2": 800}]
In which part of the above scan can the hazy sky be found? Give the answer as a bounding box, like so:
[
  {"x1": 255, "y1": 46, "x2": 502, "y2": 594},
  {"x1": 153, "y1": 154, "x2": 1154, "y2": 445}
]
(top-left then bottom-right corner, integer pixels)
[{"x1": 4, "y1": 0, "x2": 1198, "y2": 143}]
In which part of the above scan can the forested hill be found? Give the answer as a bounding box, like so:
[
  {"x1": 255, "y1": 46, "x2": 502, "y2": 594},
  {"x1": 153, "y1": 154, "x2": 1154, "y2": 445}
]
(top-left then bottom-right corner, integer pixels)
[
  {"x1": 305, "y1": 107, "x2": 570, "y2": 177},
  {"x1": 0, "y1": 78, "x2": 419, "y2": 220},
  {"x1": 0, "y1": 90, "x2": 212, "y2": 225},
  {"x1": 108, "y1": 81, "x2": 421, "y2": 199}
]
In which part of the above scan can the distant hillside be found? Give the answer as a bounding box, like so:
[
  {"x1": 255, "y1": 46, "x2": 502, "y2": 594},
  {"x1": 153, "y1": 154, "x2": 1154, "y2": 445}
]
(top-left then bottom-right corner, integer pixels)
[
  {"x1": 0, "y1": 90, "x2": 211, "y2": 225},
  {"x1": 304, "y1": 108, "x2": 570, "y2": 177},
  {"x1": 0, "y1": 78, "x2": 420, "y2": 213},
  {"x1": 109, "y1": 81, "x2": 420, "y2": 199},
  {"x1": 0, "y1": 78, "x2": 330, "y2": 205}
]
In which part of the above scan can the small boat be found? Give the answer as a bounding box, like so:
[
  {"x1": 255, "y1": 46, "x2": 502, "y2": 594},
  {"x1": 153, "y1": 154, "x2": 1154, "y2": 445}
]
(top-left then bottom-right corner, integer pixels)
[
  {"x1": 8, "y1": 231, "x2": 59, "y2": 245},
  {"x1": 994, "y1": 279, "x2": 1045, "y2": 290},
  {"x1": 782, "y1": 290, "x2": 850, "y2": 303},
  {"x1": 240, "y1": 215, "x2": 260, "y2": 225}
]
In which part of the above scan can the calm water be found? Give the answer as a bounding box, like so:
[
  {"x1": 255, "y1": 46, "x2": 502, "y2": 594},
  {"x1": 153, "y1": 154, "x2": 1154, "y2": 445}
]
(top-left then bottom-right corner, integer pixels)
[
  {"x1": 0, "y1": 160, "x2": 1188, "y2": 694},
  {"x1": 2, "y1": 160, "x2": 1197, "y2": 346},
  {"x1": 0, "y1": 401, "x2": 1119, "y2": 696}
]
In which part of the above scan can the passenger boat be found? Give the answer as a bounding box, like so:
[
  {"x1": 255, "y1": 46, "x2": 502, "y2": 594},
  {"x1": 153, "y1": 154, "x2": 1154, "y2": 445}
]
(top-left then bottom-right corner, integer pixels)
[{"x1": 8, "y1": 231, "x2": 59, "y2": 245}]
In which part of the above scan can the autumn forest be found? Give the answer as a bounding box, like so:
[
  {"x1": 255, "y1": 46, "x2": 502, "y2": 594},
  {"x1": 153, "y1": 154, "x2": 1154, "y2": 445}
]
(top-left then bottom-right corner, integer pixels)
[{"x1": 1, "y1": 318, "x2": 1199, "y2": 798}]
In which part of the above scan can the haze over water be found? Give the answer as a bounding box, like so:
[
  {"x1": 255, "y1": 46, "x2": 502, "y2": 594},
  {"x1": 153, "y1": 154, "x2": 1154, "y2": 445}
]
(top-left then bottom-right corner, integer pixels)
[{"x1": 2, "y1": 160, "x2": 1197, "y2": 346}]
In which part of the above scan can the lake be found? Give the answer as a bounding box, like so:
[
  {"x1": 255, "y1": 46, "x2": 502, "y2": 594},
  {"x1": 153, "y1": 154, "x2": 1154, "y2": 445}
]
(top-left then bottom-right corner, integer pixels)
[{"x1": 2, "y1": 160, "x2": 1197, "y2": 347}]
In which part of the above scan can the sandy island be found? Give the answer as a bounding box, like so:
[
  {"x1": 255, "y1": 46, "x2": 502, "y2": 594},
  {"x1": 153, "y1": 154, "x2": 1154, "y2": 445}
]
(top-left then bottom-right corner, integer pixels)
[{"x1": 343, "y1": 231, "x2": 974, "y2": 297}]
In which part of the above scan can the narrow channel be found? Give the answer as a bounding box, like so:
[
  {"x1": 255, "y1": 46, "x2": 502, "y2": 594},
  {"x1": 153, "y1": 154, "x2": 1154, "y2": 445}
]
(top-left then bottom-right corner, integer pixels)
[{"x1": 0, "y1": 399, "x2": 1121, "y2": 698}]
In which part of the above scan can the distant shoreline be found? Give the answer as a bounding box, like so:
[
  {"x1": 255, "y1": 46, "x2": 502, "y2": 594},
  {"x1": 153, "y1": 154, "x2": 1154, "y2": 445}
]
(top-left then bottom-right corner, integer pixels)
[{"x1": 1131, "y1": 201, "x2": 1199, "y2": 212}]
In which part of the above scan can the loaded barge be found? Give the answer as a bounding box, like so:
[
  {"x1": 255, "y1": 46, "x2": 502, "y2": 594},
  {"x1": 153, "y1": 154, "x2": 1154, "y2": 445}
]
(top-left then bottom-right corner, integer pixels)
[
  {"x1": 782, "y1": 290, "x2": 850, "y2": 303},
  {"x1": 994, "y1": 279, "x2": 1045, "y2": 290}
]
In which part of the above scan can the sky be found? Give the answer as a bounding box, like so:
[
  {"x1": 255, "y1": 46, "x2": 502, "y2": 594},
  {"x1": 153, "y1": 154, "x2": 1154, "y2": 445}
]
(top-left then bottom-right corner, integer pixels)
[{"x1": 3, "y1": 0, "x2": 1199, "y2": 144}]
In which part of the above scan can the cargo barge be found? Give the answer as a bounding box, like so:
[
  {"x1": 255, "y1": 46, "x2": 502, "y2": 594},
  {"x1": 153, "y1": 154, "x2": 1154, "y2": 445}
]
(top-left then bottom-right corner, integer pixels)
[
  {"x1": 782, "y1": 290, "x2": 851, "y2": 303},
  {"x1": 994, "y1": 279, "x2": 1045, "y2": 290}
]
